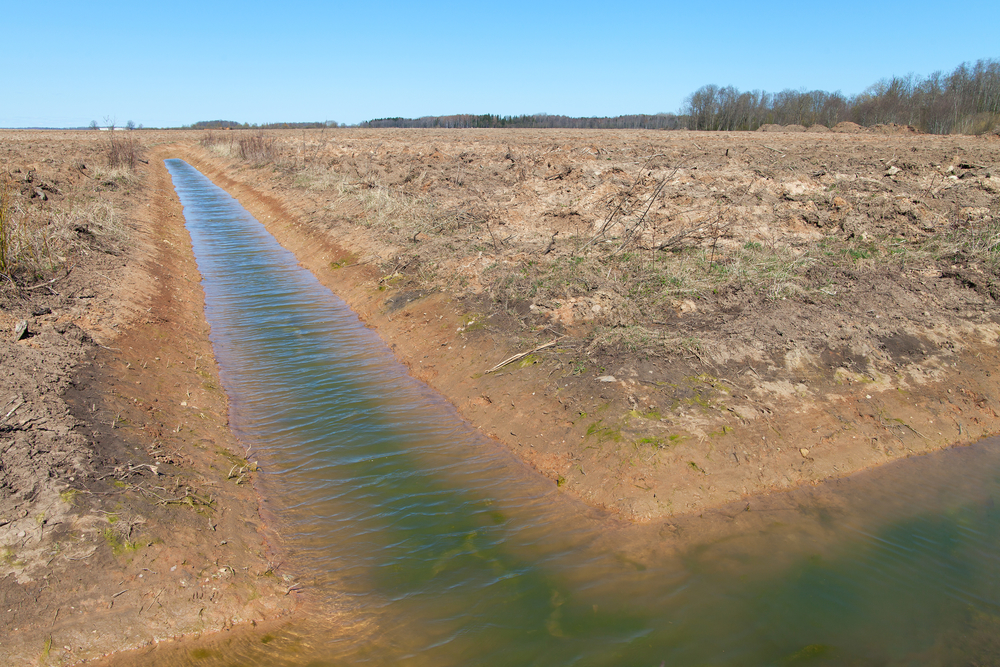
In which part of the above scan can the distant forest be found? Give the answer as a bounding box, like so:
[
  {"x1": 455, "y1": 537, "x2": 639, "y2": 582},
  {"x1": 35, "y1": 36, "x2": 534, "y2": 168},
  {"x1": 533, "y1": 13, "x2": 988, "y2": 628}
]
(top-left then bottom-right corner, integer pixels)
[
  {"x1": 359, "y1": 58, "x2": 1000, "y2": 135},
  {"x1": 360, "y1": 114, "x2": 683, "y2": 130},
  {"x1": 187, "y1": 58, "x2": 999, "y2": 136},
  {"x1": 189, "y1": 120, "x2": 341, "y2": 130}
]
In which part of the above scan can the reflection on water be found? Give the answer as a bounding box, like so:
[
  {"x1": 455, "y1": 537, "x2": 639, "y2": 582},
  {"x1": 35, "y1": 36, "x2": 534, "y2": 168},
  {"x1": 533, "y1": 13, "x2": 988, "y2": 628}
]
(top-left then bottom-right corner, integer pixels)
[{"x1": 117, "y1": 159, "x2": 1000, "y2": 666}]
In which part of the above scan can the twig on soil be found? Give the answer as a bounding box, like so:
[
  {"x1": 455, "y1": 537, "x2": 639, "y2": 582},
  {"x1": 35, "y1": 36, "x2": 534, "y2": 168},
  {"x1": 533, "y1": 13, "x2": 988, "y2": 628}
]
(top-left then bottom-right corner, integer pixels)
[
  {"x1": 543, "y1": 231, "x2": 558, "y2": 255},
  {"x1": 22, "y1": 271, "x2": 71, "y2": 291},
  {"x1": 655, "y1": 176, "x2": 754, "y2": 253},
  {"x1": 137, "y1": 485, "x2": 214, "y2": 508},
  {"x1": 1, "y1": 397, "x2": 24, "y2": 424},
  {"x1": 687, "y1": 346, "x2": 711, "y2": 367},
  {"x1": 485, "y1": 338, "x2": 563, "y2": 374},
  {"x1": 583, "y1": 155, "x2": 692, "y2": 253},
  {"x1": 485, "y1": 221, "x2": 502, "y2": 251}
]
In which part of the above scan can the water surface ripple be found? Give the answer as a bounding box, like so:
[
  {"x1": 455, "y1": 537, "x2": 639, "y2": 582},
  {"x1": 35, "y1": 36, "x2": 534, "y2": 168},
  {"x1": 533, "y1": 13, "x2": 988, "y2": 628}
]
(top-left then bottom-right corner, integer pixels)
[{"x1": 157, "y1": 159, "x2": 1000, "y2": 666}]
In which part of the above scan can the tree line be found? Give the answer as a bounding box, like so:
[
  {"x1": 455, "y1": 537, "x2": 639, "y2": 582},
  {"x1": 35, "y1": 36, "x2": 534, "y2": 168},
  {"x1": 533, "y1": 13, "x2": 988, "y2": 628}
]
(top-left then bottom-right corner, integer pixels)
[
  {"x1": 360, "y1": 113, "x2": 683, "y2": 130},
  {"x1": 360, "y1": 58, "x2": 1000, "y2": 135},
  {"x1": 189, "y1": 120, "x2": 342, "y2": 130},
  {"x1": 683, "y1": 58, "x2": 1000, "y2": 134}
]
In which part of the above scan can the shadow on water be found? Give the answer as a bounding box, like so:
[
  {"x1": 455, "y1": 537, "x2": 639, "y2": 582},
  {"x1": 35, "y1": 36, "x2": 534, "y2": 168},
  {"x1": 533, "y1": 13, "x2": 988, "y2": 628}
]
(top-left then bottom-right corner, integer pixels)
[{"x1": 106, "y1": 160, "x2": 1000, "y2": 666}]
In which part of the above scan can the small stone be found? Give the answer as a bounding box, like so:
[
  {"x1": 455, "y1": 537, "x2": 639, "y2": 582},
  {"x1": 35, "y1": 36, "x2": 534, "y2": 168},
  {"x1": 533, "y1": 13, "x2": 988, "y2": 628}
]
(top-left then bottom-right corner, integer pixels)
[
  {"x1": 12, "y1": 320, "x2": 28, "y2": 342},
  {"x1": 597, "y1": 375, "x2": 617, "y2": 382},
  {"x1": 800, "y1": 448, "x2": 810, "y2": 458}
]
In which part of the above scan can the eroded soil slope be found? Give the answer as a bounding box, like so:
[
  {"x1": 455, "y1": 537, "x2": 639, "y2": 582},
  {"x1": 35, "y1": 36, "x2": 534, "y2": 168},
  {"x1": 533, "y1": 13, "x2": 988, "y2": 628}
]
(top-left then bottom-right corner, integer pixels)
[{"x1": 0, "y1": 132, "x2": 296, "y2": 665}]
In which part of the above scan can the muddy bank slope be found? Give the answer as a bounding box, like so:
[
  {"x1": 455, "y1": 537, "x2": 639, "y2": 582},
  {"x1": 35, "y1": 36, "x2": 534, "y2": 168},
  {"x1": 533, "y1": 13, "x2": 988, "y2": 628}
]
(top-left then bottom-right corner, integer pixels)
[
  {"x1": 0, "y1": 132, "x2": 296, "y2": 665},
  {"x1": 174, "y1": 128, "x2": 1000, "y2": 521}
]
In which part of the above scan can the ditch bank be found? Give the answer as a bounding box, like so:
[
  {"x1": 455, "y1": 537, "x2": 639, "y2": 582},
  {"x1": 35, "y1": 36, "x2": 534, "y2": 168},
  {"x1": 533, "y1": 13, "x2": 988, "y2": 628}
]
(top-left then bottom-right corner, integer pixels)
[
  {"x1": 0, "y1": 134, "x2": 297, "y2": 666},
  {"x1": 170, "y1": 131, "x2": 1000, "y2": 522}
]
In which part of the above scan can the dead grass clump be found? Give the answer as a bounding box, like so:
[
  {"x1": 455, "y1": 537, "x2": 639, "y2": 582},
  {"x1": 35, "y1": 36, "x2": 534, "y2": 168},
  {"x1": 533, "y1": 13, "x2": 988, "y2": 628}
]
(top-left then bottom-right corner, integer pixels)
[
  {"x1": 292, "y1": 165, "x2": 350, "y2": 193},
  {"x1": 235, "y1": 130, "x2": 278, "y2": 164},
  {"x1": 93, "y1": 165, "x2": 142, "y2": 190},
  {"x1": 585, "y1": 325, "x2": 705, "y2": 359},
  {"x1": 106, "y1": 128, "x2": 143, "y2": 171},
  {"x1": 920, "y1": 219, "x2": 1000, "y2": 272},
  {"x1": 201, "y1": 130, "x2": 278, "y2": 164},
  {"x1": 0, "y1": 175, "x2": 11, "y2": 275},
  {"x1": 50, "y1": 201, "x2": 130, "y2": 248},
  {"x1": 0, "y1": 182, "x2": 55, "y2": 282},
  {"x1": 200, "y1": 131, "x2": 237, "y2": 159},
  {"x1": 483, "y1": 240, "x2": 811, "y2": 327},
  {"x1": 296, "y1": 164, "x2": 464, "y2": 247},
  {"x1": 0, "y1": 172, "x2": 132, "y2": 286}
]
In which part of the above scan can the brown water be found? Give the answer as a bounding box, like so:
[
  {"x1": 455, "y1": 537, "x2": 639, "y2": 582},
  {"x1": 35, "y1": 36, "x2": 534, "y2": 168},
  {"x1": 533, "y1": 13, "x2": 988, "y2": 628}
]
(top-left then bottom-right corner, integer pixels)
[{"x1": 121, "y1": 159, "x2": 1000, "y2": 666}]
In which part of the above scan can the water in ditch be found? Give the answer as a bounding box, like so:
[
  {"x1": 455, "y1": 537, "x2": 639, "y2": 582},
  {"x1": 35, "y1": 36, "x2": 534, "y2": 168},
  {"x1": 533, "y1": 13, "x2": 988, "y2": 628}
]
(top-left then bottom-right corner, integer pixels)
[{"x1": 150, "y1": 159, "x2": 1000, "y2": 665}]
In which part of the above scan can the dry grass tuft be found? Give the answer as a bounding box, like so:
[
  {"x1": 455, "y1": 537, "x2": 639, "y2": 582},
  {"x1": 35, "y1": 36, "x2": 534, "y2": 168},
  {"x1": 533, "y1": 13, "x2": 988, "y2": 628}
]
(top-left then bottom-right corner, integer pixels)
[
  {"x1": 106, "y1": 129, "x2": 143, "y2": 171},
  {"x1": 0, "y1": 183, "x2": 54, "y2": 281},
  {"x1": 201, "y1": 130, "x2": 278, "y2": 165},
  {"x1": 0, "y1": 173, "x2": 132, "y2": 287},
  {"x1": 0, "y1": 174, "x2": 11, "y2": 276}
]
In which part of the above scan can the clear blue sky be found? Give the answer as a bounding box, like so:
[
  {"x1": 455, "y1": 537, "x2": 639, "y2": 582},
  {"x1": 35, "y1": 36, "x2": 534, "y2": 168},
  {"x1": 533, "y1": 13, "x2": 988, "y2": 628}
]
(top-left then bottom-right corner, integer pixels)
[{"x1": 4, "y1": 0, "x2": 998, "y2": 128}]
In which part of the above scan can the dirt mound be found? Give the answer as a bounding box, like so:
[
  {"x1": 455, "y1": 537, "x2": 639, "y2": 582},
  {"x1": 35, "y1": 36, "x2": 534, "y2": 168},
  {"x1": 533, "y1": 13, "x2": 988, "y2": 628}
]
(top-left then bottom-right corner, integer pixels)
[
  {"x1": 806, "y1": 124, "x2": 829, "y2": 132},
  {"x1": 783, "y1": 124, "x2": 807, "y2": 132},
  {"x1": 832, "y1": 121, "x2": 864, "y2": 133}
]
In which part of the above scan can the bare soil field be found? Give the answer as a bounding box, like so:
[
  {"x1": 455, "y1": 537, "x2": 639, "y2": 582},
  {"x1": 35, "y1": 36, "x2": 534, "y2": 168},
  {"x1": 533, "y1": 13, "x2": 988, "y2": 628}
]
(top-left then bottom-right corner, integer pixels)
[{"x1": 0, "y1": 126, "x2": 998, "y2": 662}]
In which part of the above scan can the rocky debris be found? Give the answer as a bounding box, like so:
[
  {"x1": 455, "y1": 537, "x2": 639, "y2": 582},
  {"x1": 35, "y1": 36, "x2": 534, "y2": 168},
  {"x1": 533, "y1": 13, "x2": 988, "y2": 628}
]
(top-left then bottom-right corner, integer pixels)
[{"x1": 10, "y1": 320, "x2": 27, "y2": 341}]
